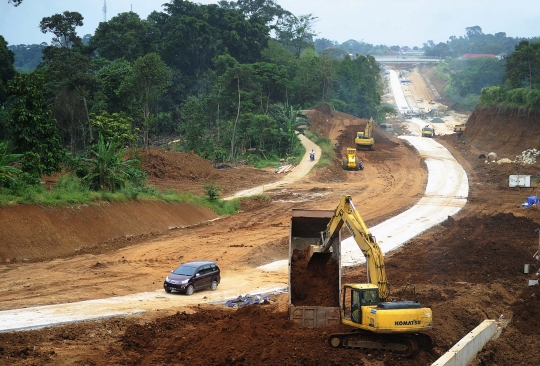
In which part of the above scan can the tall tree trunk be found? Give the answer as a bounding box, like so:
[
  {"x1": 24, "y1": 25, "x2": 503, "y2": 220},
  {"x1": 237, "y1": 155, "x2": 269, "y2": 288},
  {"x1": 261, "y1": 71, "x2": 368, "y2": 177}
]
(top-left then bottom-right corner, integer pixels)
[{"x1": 229, "y1": 77, "x2": 241, "y2": 161}]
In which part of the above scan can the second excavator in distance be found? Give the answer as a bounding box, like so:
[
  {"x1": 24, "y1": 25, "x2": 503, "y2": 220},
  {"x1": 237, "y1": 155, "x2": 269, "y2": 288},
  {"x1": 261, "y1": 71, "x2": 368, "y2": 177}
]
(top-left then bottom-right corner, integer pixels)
[
  {"x1": 355, "y1": 117, "x2": 374, "y2": 151},
  {"x1": 308, "y1": 195, "x2": 434, "y2": 355}
]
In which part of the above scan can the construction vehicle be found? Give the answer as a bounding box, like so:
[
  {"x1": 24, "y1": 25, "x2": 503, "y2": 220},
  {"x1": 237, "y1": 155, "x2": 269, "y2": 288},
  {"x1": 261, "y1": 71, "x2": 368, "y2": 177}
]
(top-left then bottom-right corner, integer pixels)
[
  {"x1": 454, "y1": 124, "x2": 466, "y2": 133},
  {"x1": 355, "y1": 118, "x2": 374, "y2": 151},
  {"x1": 421, "y1": 125, "x2": 435, "y2": 138},
  {"x1": 308, "y1": 195, "x2": 433, "y2": 354},
  {"x1": 342, "y1": 148, "x2": 364, "y2": 171},
  {"x1": 437, "y1": 105, "x2": 450, "y2": 116}
]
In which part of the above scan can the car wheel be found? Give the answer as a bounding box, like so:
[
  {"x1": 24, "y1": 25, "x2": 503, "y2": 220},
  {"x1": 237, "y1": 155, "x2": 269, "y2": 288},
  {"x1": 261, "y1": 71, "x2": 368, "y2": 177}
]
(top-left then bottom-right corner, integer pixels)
[
  {"x1": 164, "y1": 286, "x2": 172, "y2": 293},
  {"x1": 185, "y1": 285, "x2": 194, "y2": 296},
  {"x1": 211, "y1": 280, "x2": 218, "y2": 291}
]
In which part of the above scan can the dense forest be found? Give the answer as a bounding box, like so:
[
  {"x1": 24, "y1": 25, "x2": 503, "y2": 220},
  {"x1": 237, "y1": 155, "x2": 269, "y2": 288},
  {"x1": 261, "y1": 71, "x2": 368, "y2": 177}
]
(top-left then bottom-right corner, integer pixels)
[{"x1": 0, "y1": 0, "x2": 386, "y2": 196}]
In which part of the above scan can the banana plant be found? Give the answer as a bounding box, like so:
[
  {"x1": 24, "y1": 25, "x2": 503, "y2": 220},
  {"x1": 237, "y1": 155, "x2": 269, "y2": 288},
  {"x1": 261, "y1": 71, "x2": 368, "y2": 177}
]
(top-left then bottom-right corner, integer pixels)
[
  {"x1": 0, "y1": 141, "x2": 24, "y2": 188},
  {"x1": 80, "y1": 134, "x2": 142, "y2": 192}
]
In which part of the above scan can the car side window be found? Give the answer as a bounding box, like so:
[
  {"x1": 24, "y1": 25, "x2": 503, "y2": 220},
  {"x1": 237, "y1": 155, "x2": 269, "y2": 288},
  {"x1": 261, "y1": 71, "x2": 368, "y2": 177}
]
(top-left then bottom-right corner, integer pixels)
[{"x1": 199, "y1": 265, "x2": 211, "y2": 275}]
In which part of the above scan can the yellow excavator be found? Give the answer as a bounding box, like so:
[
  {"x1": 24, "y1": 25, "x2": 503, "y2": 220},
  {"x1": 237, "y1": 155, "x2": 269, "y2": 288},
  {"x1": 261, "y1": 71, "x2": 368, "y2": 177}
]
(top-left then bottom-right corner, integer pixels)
[
  {"x1": 309, "y1": 195, "x2": 433, "y2": 355},
  {"x1": 342, "y1": 148, "x2": 364, "y2": 171},
  {"x1": 355, "y1": 118, "x2": 374, "y2": 151},
  {"x1": 454, "y1": 124, "x2": 466, "y2": 134}
]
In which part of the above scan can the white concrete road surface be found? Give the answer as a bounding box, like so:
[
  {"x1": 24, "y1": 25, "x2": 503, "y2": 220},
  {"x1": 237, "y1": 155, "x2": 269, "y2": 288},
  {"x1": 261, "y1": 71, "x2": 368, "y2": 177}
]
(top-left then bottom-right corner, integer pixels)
[{"x1": 0, "y1": 70, "x2": 468, "y2": 333}]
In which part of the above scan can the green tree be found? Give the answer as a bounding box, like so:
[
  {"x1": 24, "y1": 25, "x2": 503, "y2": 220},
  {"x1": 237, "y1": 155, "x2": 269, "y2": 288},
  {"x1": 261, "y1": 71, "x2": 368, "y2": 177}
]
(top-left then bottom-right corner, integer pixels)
[
  {"x1": 289, "y1": 48, "x2": 322, "y2": 105},
  {"x1": 179, "y1": 96, "x2": 206, "y2": 152},
  {"x1": 276, "y1": 13, "x2": 318, "y2": 58},
  {"x1": 89, "y1": 111, "x2": 138, "y2": 146},
  {"x1": 271, "y1": 102, "x2": 308, "y2": 153},
  {"x1": 39, "y1": 11, "x2": 84, "y2": 48},
  {"x1": 449, "y1": 57, "x2": 504, "y2": 96},
  {"x1": 123, "y1": 53, "x2": 172, "y2": 147},
  {"x1": 38, "y1": 11, "x2": 96, "y2": 148},
  {"x1": 94, "y1": 58, "x2": 133, "y2": 114},
  {"x1": 90, "y1": 12, "x2": 160, "y2": 62},
  {"x1": 504, "y1": 40, "x2": 540, "y2": 90},
  {"x1": 0, "y1": 35, "x2": 17, "y2": 105},
  {"x1": 0, "y1": 141, "x2": 25, "y2": 188},
  {"x1": 6, "y1": 73, "x2": 65, "y2": 176},
  {"x1": 157, "y1": 0, "x2": 270, "y2": 77}
]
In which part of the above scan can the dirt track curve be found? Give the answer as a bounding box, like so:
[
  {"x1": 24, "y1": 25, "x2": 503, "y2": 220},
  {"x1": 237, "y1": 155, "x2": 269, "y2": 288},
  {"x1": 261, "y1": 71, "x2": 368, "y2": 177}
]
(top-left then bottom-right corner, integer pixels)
[{"x1": 0, "y1": 66, "x2": 539, "y2": 365}]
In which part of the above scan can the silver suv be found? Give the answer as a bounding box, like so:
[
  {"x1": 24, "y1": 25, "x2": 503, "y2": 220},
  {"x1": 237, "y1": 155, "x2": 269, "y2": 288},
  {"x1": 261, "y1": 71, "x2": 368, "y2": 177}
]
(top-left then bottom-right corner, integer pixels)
[{"x1": 163, "y1": 261, "x2": 221, "y2": 295}]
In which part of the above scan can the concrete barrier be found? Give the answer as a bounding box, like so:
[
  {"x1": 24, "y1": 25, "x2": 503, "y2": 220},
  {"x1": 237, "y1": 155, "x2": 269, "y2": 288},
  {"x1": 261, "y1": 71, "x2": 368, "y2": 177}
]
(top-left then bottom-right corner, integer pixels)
[{"x1": 431, "y1": 320, "x2": 497, "y2": 366}]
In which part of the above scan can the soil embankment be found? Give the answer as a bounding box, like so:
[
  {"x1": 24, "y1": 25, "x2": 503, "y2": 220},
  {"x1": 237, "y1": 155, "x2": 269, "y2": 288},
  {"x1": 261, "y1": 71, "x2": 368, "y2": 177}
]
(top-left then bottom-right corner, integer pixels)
[
  {"x1": 1, "y1": 101, "x2": 540, "y2": 365},
  {"x1": 464, "y1": 105, "x2": 540, "y2": 157}
]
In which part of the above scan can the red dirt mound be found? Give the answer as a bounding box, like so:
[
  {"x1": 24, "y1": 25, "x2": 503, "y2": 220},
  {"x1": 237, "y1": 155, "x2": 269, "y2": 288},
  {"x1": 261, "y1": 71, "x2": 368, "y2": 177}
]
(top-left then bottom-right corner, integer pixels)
[
  {"x1": 140, "y1": 148, "x2": 280, "y2": 196},
  {"x1": 141, "y1": 148, "x2": 218, "y2": 181}
]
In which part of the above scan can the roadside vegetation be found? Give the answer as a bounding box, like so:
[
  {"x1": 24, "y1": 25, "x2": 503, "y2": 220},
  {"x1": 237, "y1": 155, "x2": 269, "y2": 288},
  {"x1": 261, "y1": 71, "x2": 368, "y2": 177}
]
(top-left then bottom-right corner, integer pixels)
[
  {"x1": 479, "y1": 41, "x2": 540, "y2": 110},
  {"x1": 304, "y1": 129, "x2": 335, "y2": 168}
]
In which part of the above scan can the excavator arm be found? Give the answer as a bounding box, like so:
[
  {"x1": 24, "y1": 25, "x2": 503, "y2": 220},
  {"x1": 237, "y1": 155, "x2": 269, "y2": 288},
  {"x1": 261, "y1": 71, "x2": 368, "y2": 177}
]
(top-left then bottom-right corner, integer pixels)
[
  {"x1": 363, "y1": 117, "x2": 373, "y2": 139},
  {"x1": 317, "y1": 195, "x2": 389, "y2": 300}
]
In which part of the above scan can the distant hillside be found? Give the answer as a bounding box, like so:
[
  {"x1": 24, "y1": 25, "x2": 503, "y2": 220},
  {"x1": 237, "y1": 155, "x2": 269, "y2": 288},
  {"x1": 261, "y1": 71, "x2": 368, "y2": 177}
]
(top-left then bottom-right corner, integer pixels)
[
  {"x1": 8, "y1": 43, "x2": 46, "y2": 72},
  {"x1": 7, "y1": 35, "x2": 90, "y2": 72}
]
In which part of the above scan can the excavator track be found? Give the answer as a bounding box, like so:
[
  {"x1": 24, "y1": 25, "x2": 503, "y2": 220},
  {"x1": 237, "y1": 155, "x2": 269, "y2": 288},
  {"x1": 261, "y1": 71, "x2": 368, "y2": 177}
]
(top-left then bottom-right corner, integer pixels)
[{"x1": 328, "y1": 330, "x2": 433, "y2": 357}]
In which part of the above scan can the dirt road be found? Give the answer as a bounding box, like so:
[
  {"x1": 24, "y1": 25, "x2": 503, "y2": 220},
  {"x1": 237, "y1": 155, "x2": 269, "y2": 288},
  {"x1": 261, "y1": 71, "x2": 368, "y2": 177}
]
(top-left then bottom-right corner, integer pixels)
[{"x1": 1, "y1": 66, "x2": 540, "y2": 365}]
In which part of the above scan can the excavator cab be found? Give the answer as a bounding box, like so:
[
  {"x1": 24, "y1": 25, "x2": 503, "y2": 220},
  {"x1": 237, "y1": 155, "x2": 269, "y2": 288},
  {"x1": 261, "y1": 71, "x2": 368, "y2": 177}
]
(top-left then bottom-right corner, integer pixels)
[{"x1": 345, "y1": 285, "x2": 380, "y2": 324}]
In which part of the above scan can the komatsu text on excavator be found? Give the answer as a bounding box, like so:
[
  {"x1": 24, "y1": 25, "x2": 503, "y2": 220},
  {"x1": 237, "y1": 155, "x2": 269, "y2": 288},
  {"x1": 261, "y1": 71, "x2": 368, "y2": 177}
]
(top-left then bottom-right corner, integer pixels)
[{"x1": 308, "y1": 195, "x2": 433, "y2": 355}]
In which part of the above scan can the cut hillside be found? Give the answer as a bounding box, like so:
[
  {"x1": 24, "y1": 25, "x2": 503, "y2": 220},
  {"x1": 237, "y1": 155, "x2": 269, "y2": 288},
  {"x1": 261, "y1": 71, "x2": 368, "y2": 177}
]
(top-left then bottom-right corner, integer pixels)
[
  {"x1": 462, "y1": 106, "x2": 540, "y2": 157},
  {"x1": 2, "y1": 103, "x2": 540, "y2": 365}
]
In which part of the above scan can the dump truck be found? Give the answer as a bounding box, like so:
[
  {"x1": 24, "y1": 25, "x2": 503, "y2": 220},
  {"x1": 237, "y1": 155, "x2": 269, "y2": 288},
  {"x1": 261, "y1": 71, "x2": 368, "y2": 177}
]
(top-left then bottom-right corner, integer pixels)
[
  {"x1": 342, "y1": 148, "x2": 364, "y2": 171},
  {"x1": 288, "y1": 209, "x2": 342, "y2": 328},
  {"x1": 421, "y1": 125, "x2": 435, "y2": 137}
]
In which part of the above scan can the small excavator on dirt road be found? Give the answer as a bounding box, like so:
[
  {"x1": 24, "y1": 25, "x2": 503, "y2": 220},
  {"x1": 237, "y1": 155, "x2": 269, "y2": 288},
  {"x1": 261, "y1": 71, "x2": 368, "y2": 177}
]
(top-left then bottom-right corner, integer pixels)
[
  {"x1": 308, "y1": 195, "x2": 434, "y2": 355},
  {"x1": 355, "y1": 118, "x2": 374, "y2": 151}
]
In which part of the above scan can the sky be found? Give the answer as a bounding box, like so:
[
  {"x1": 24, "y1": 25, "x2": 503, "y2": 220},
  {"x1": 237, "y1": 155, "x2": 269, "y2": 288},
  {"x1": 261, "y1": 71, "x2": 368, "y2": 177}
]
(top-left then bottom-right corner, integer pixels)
[{"x1": 1, "y1": 0, "x2": 540, "y2": 48}]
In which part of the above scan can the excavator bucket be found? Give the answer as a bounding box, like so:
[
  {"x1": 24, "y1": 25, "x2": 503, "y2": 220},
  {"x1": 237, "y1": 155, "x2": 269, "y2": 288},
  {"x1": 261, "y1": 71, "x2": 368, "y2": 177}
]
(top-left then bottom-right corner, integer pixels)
[{"x1": 307, "y1": 249, "x2": 333, "y2": 270}]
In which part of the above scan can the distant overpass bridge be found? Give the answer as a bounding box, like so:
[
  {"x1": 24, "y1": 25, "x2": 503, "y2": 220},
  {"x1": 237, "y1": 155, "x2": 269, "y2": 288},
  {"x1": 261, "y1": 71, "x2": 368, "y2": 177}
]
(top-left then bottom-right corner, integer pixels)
[{"x1": 373, "y1": 56, "x2": 442, "y2": 64}]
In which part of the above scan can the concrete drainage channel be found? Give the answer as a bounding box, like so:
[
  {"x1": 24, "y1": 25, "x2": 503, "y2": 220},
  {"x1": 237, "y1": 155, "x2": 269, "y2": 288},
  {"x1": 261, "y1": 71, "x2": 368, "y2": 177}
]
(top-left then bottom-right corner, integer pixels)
[{"x1": 431, "y1": 317, "x2": 510, "y2": 365}]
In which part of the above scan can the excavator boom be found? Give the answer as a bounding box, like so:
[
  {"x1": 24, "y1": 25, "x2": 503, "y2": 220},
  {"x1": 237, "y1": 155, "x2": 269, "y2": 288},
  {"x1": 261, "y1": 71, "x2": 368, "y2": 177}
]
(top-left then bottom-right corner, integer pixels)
[{"x1": 317, "y1": 195, "x2": 389, "y2": 300}]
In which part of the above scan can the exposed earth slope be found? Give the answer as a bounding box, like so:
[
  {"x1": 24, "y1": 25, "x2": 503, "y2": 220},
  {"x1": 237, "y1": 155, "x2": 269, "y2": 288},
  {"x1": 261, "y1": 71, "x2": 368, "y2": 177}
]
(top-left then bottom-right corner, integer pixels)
[{"x1": 1, "y1": 100, "x2": 540, "y2": 364}]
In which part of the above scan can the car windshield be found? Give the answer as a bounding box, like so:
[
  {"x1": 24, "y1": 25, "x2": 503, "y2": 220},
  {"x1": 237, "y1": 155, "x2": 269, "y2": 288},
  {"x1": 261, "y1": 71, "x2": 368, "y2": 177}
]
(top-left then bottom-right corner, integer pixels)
[{"x1": 173, "y1": 265, "x2": 197, "y2": 276}]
